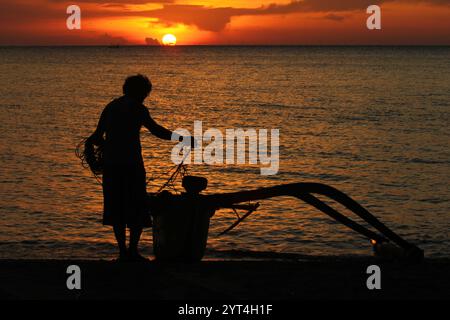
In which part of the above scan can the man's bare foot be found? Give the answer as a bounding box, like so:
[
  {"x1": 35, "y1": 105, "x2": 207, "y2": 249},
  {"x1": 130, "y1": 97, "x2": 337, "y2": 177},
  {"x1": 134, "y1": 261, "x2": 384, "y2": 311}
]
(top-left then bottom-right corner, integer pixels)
[
  {"x1": 128, "y1": 251, "x2": 149, "y2": 262},
  {"x1": 113, "y1": 250, "x2": 130, "y2": 262}
]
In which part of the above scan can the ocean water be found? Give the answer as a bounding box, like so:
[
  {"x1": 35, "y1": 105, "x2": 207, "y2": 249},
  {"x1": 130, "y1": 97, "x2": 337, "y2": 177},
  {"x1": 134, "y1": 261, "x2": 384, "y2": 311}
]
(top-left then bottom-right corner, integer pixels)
[{"x1": 0, "y1": 46, "x2": 449, "y2": 259}]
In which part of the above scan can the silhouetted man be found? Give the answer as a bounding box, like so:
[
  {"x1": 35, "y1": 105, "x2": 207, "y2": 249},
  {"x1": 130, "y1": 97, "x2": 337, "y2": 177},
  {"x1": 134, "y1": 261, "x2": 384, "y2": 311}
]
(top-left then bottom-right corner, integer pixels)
[{"x1": 89, "y1": 74, "x2": 192, "y2": 261}]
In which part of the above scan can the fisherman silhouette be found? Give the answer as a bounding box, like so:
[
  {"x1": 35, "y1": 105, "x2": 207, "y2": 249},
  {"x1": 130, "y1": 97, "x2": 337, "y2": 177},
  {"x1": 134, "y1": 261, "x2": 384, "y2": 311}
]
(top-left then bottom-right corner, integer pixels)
[{"x1": 87, "y1": 74, "x2": 194, "y2": 262}]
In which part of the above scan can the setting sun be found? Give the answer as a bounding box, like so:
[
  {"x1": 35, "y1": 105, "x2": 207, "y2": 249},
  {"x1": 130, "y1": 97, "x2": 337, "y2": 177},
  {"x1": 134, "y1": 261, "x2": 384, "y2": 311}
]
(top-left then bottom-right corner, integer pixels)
[{"x1": 162, "y1": 34, "x2": 177, "y2": 46}]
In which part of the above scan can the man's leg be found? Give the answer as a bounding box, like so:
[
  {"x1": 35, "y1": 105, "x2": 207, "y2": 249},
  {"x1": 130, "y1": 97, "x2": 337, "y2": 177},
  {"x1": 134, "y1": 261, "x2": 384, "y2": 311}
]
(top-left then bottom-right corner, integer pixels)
[
  {"x1": 129, "y1": 227, "x2": 144, "y2": 259},
  {"x1": 113, "y1": 225, "x2": 127, "y2": 259}
]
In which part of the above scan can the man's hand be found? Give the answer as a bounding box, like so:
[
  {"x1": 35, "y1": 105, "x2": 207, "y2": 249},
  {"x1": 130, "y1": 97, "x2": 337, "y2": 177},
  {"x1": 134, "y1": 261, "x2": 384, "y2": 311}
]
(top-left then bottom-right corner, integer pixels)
[{"x1": 178, "y1": 135, "x2": 198, "y2": 149}]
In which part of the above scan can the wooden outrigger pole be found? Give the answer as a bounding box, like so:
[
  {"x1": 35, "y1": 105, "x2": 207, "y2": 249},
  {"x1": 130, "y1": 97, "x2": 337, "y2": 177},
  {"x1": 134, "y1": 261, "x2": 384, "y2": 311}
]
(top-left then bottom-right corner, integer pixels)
[
  {"x1": 204, "y1": 182, "x2": 423, "y2": 261},
  {"x1": 150, "y1": 177, "x2": 423, "y2": 262}
]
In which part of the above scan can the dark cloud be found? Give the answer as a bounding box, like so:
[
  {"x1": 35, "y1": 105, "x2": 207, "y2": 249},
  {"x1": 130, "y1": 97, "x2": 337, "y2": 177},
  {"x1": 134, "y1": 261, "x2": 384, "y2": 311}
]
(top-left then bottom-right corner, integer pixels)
[
  {"x1": 0, "y1": 0, "x2": 449, "y2": 44},
  {"x1": 144, "y1": 1, "x2": 386, "y2": 32},
  {"x1": 144, "y1": 0, "x2": 450, "y2": 32},
  {"x1": 145, "y1": 37, "x2": 160, "y2": 45},
  {"x1": 3, "y1": 1, "x2": 449, "y2": 30},
  {"x1": 146, "y1": 5, "x2": 243, "y2": 32},
  {"x1": 262, "y1": 0, "x2": 383, "y2": 14},
  {"x1": 48, "y1": 0, "x2": 173, "y2": 4}
]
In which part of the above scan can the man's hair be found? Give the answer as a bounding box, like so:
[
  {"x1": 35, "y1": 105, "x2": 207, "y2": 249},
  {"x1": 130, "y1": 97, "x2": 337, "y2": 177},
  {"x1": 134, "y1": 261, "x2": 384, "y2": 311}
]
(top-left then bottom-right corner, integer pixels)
[{"x1": 123, "y1": 74, "x2": 152, "y2": 99}]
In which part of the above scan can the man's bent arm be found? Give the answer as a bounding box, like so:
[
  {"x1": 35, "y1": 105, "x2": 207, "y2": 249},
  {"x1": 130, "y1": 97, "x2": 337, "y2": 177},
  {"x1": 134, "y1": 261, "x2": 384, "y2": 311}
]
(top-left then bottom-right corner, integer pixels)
[{"x1": 143, "y1": 110, "x2": 178, "y2": 141}]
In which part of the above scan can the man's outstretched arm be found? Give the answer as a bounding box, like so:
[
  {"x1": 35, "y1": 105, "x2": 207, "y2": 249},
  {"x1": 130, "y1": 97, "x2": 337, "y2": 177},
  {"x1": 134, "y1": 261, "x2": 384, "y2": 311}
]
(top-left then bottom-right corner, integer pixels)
[
  {"x1": 143, "y1": 108, "x2": 196, "y2": 147},
  {"x1": 143, "y1": 109, "x2": 178, "y2": 141}
]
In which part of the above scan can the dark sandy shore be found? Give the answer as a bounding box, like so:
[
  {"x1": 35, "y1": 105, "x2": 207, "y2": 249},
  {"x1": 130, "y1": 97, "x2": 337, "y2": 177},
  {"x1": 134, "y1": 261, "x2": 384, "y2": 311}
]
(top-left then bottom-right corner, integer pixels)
[{"x1": 1, "y1": 256, "x2": 449, "y2": 300}]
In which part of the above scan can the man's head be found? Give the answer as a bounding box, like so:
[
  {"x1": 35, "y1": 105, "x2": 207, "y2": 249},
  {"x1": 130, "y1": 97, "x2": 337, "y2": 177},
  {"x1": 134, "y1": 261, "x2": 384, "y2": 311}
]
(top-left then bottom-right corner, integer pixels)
[{"x1": 123, "y1": 74, "x2": 152, "y2": 103}]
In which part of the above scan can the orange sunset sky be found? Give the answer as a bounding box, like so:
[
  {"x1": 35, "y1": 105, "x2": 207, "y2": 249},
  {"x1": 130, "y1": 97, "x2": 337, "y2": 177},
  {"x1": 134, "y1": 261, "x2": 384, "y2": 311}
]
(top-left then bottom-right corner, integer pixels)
[{"x1": 0, "y1": 0, "x2": 449, "y2": 45}]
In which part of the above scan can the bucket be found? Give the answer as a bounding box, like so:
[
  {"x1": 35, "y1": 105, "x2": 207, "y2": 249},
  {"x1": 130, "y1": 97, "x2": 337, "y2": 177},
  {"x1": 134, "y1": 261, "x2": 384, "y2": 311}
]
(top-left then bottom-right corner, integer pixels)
[{"x1": 149, "y1": 177, "x2": 214, "y2": 262}]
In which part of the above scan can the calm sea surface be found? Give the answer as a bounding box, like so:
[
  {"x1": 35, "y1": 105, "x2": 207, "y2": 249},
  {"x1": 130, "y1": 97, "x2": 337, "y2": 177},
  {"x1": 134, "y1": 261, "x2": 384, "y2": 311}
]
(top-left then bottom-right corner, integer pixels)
[{"x1": 0, "y1": 46, "x2": 449, "y2": 259}]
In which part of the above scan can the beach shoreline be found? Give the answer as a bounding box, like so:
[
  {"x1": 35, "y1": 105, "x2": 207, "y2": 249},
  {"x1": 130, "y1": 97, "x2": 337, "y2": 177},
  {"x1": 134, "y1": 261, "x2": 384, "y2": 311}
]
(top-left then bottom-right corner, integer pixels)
[{"x1": 1, "y1": 257, "x2": 448, "y2": 300}]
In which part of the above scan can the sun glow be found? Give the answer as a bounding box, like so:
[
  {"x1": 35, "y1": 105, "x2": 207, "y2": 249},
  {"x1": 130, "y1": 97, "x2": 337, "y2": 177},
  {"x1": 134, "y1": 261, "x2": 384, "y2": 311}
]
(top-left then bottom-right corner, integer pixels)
[{"x1": 162, "y1": 34, "x2": 177, "y2": 46}]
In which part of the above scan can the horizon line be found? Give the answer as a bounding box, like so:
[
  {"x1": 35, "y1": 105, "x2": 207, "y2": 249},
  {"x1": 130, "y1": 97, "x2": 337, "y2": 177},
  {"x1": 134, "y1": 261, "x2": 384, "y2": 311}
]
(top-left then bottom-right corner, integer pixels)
[{"x1": 1, "y1": 44, "x2": 450, "y2": 48}]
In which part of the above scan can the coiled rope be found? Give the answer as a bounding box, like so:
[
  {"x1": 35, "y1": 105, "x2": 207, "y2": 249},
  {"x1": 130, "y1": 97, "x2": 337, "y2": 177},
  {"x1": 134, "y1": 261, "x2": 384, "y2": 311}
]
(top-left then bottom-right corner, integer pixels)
[{"x1": 76, "y1": 137, "x2": 191, "y2": 193}]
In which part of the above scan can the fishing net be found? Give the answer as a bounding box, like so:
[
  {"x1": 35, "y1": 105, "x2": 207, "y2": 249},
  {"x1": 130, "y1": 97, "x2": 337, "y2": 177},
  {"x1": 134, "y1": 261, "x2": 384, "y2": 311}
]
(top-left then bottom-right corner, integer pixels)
[{"x1": 76, "y1": 136, "x2": 104, "y2": 181}]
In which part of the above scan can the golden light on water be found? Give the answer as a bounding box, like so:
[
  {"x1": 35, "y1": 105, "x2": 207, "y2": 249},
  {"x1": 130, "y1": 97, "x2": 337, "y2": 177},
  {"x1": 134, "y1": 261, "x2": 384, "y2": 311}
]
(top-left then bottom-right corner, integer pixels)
[
  {"x1": 2, "y1": 44, "x2": 448, "y2": 259},
  {"x1": 162, "y1": 34, "x2": 177, "y2": 46}
]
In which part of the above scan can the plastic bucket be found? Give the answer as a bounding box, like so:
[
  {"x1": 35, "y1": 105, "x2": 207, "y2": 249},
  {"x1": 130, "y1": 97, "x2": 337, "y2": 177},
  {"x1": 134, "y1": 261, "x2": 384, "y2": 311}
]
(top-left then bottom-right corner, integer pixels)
[{"x1": 150, "y1": 192, "x2": 215, "y2": 262}]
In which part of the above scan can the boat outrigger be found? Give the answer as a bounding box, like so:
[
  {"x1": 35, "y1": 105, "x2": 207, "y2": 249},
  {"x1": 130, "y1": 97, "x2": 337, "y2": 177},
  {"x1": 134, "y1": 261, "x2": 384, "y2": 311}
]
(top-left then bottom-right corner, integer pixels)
[
  {"x1": 76, "y1": 139, "x2": 424, "y2": 263},
  {"x1": 149, "y1": 173, "x2": 424, "y2": 263}
]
